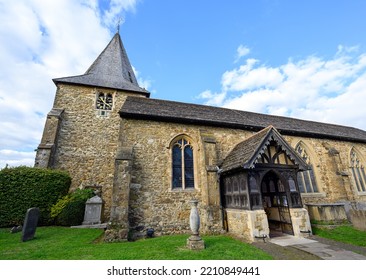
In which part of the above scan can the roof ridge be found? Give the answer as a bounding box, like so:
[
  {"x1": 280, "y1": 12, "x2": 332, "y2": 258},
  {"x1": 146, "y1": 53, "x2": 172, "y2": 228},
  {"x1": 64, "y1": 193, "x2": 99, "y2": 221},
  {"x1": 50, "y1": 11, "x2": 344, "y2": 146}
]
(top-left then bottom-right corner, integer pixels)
[
  {"x1": 121, "y1": 96, "x2": 366, "y2": 142},
  {"x1": 124, "y1": 96, "x2": 364, "y2": 132}
]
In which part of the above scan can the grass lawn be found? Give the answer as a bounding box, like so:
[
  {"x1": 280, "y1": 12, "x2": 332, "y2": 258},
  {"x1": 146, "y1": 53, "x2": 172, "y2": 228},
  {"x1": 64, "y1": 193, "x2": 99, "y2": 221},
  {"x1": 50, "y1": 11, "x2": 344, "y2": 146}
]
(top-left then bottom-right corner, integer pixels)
[
  {"x1": 312, "y1": 225, "x2": 366, "y2": 247},
  {"x1": 0, "y1": 227, "x2": 273, "y2": 260}
]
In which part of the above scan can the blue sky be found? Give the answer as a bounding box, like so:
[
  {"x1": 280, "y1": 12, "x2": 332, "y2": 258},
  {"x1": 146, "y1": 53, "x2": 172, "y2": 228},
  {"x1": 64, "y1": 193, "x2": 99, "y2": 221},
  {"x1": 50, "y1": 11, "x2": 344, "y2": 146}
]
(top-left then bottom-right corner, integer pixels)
[{"x1": 1, "y1": 0, "x2": 366, "y2": 168}]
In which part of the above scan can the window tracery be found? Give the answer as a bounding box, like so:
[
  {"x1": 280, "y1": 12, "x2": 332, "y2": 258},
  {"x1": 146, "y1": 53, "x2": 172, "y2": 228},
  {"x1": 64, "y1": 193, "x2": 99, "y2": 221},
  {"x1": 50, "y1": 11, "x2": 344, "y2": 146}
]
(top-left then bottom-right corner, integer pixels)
[
  {"x1": 350, "y1": 148, "x2": 366, "y2": 192},
  {"x1": 295, "y1": 142, "x2": 319, "y2": 193}
]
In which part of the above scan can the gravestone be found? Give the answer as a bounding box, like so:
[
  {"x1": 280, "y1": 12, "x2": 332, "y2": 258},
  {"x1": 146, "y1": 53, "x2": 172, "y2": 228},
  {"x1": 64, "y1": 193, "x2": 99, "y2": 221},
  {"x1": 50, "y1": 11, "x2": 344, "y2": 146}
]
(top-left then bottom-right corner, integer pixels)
[
  {"x1": 82, "y1": 195, "x2": 103, "y2": 225},
  {"x1": 21, "y1": 207, "x2": 40, "y2": 242}
]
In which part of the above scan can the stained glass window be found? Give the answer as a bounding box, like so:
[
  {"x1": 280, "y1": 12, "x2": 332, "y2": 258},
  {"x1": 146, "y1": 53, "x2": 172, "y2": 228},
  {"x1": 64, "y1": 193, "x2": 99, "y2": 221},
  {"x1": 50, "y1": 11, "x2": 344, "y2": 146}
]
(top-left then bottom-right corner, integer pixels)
[{"x1": 172, "y1": 137, "x2": 194, "y2": 189}]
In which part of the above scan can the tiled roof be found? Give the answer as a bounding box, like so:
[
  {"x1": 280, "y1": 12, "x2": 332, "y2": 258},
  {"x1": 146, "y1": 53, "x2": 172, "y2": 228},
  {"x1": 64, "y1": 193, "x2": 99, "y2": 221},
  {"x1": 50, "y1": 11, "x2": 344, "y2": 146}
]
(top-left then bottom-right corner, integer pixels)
[
  {"x1": 220, "y1": 126, "x2": 309, "y2": 172},
  {"x1": 53, "y1": 33, "x2": 149, "y2": 96},
  {"x1": 120, "y1": 96, "x2": 366, "y2": 143}
]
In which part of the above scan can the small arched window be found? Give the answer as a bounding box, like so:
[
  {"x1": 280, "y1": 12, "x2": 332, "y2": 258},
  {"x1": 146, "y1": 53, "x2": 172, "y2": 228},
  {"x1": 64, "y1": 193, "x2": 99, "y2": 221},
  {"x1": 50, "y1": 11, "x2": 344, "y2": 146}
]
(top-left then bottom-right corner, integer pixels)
[
  {"x1": 172, "y1": 137, "x2": 194, "y2": 189},
  {"x1": 350, "y1": 148, "x2": 366, "y2": 193},
  {"x1": 295, "y1": 142, "x2": 319, "y2": 193}
]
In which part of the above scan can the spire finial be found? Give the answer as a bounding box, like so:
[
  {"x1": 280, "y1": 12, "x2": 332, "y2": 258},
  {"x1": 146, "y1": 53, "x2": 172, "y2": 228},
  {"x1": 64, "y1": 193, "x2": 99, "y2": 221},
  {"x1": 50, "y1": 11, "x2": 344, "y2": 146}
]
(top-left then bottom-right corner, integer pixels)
[{"x1": 116, "y1": 17, "x2": 124, "y2": 34}]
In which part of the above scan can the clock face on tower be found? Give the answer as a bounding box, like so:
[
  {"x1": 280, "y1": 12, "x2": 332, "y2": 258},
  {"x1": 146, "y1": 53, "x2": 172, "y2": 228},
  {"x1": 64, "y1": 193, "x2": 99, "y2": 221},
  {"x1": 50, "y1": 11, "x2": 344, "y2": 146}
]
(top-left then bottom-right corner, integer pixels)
[{"x1": 96, "y1": 92, "x2": 113, "y2": 110}]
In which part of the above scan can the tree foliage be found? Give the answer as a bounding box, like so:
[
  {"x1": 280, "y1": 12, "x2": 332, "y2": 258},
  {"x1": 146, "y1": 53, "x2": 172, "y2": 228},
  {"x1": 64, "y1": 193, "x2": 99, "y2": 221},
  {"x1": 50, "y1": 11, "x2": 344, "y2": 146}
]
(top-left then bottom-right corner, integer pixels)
[{"x1": 51, "y1": 188, "x2": 94, "y2": 226}]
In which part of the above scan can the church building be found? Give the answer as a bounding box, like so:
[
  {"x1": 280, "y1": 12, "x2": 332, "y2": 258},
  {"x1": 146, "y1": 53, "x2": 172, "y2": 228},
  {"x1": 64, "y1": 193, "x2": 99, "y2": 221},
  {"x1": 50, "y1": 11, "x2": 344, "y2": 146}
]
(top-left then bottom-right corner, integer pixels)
[{"x1": 35, "y1": 32, "x2": 366, "y2": 242}]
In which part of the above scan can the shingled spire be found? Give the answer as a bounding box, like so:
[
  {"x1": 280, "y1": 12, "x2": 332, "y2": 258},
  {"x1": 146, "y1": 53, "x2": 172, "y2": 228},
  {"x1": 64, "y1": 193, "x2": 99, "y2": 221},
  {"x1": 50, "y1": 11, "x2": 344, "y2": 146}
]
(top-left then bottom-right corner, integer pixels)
[{"x1": 53, "y1": 33, "x2": 150, "y2": 97}]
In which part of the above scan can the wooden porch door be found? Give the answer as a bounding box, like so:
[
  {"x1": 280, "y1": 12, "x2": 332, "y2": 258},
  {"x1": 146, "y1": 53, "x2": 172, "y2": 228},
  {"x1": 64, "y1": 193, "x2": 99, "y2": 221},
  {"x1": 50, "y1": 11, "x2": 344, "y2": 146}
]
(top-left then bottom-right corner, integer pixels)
[{"x1": 261, "y1": 171, "x2": 294, "y2": 236}]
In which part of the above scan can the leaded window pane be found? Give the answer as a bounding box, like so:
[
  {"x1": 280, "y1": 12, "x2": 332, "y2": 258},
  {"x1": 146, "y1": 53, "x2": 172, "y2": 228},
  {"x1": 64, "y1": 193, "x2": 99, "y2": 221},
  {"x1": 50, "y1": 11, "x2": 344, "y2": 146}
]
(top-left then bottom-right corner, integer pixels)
[
  {"x1": 233, "y1": 177, "x2": 239, "y2": 193},
  {"x1": 303, "y1": 171, "x2": 312, "y2": 193},
  {"x1": 351, "y1": 167, "x2": 361, "y2": 192},
  {"x1": 356, "y1": 167, "x2": 366, "y2": 192},
  {"x1": 227, "y1": 177, "x2": 232, "y2": 193},
  {"x1": 288, "y1": 177, "x2": 296, "y2": 192},
  {"x1": 249, "y1": 176, "x2": 258, "y2": 192},
  {"x1": 297, "y1": 173, "x2": 305, "y2": 193},
  {"x1": 172, "y1": 145, "x2": 182, "y2": 188},
  {"x1": 184, "y1": 146, "x2": 194, "y2": 188},
  {"x1": 222, "y1": 174, "x2": 249, "y2": 209},
  {"x1": 309, "y1": 169, "x2": 318, "y2": 192},
  {"x1": 239, "y1": 175, "x2": 246, "y2": 192}
]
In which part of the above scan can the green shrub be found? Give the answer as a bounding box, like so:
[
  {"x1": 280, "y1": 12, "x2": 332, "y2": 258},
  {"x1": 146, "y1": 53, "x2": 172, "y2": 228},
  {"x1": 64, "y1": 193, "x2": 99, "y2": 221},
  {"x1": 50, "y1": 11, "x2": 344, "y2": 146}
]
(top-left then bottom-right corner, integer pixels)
[
  {"x1": 51, "y1": 188, "x2": 94, "y2": 226},
  {"x1": 0, "y1": 166, "x2": 71, "y2": 227}
]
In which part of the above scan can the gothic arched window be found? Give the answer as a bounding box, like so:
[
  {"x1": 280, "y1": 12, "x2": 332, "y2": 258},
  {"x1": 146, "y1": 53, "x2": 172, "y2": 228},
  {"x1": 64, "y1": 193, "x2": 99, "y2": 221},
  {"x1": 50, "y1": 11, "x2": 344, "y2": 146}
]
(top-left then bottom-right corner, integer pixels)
[
  {"x1": 350, "y1": 148, "x2": 366, "y2": 192},
  {"x1": 295, "y1": 142, "x2": 319, "y2": 193},
  {"x1": 172, "y1": 137, "x2": 194, "y2": 189}
]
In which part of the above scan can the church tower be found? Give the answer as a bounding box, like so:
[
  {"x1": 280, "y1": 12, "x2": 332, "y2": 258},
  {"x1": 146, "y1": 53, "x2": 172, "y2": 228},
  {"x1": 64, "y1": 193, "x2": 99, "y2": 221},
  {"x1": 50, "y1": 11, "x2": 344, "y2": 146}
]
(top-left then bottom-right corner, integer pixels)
[{"x1": 35, "y1": 32, "x2": 149, "y2": 219}]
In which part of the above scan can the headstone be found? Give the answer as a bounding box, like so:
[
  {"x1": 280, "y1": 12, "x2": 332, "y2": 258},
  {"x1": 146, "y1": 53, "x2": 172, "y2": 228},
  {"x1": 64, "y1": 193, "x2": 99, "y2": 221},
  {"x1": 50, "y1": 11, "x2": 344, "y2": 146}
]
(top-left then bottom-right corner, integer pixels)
[
  {"x1": 21, "y1": 207, "x2": 40, "y2": 242},
  {"x1": 82, "y1": 195, "x2": 103, "y2": 225}
]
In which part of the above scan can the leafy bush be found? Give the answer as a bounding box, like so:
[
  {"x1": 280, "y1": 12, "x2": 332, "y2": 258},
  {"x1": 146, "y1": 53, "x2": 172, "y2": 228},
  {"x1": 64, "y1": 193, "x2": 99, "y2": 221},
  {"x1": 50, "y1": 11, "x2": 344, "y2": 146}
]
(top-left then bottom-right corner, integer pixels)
[
  {"x1": 51, "y1": 188, "x2": 94, "y2": 226},
  {"x1": 0, "y1": 166, "x2": 71, "y2": 227}
]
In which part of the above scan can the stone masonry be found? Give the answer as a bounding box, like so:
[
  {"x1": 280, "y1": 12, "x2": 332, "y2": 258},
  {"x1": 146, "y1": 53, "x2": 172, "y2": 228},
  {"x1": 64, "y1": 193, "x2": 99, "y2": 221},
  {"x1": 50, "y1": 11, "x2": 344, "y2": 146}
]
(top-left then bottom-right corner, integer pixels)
[
  {"x1": 35, "y1": 83, "x2": 146, "y2": 219},
  {"x1": 35, "y1": 32, "x2": 366, "y2": 242}
]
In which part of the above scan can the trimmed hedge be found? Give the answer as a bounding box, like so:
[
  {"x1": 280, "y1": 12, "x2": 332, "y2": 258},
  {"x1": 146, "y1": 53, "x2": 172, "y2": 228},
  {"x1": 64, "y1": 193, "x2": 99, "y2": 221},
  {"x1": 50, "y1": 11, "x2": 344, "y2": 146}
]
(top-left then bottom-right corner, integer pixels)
[
  {"x1": 0, "y1": 166, "x2": 71, "y2": 227},
  {"x1": 51, "y1": 188, "x2": 94, "y2": 226}
]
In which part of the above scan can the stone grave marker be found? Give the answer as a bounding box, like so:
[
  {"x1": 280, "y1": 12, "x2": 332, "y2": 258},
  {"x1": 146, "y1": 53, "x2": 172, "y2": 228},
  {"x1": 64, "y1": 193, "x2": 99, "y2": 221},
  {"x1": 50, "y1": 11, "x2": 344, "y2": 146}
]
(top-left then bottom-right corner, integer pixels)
[
  {"x1": 21, "y1": 207, "x2": 40, "y2": 242},
  {"x1": 82, "y1": 195, "x2": 103, "y2": 225}
]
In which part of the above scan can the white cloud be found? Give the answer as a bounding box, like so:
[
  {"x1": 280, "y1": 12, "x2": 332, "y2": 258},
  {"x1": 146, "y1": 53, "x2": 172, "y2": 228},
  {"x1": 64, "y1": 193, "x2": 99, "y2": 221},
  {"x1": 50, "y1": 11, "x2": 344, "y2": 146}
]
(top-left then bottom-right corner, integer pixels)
[
  {"x1": 235, "y1": 45, "x2": 250, "y2": 62},
  {"x1": 199, "y1": 45, "x2": 366, "y2": 130},
  {"x1": 197, "y1": 90, "x2": 226, "y2": 107},
  {"x1": 0, "y1": 0, "x2": 139, "y2": 168},
  {"x1": 132, "y1": 66, "x2": 152, "y2": 91},
  {"x1": 0, "y1": 150, "x2": 36, "y2": 168},
  {"x1": 222, "y1": 58, "x2": 284, "y2": 91},
  {"x1": 102, "y1": 0, "x2": 138, "y2": 28}
]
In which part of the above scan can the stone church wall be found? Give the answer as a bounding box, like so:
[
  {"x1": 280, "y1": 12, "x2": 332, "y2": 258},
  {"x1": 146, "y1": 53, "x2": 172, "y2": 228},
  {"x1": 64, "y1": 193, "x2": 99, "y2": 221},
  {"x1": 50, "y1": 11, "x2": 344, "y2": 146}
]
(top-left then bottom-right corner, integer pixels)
[
  {"x1": 121, "y1": 118, "x2": 366, "y2": 235},
  {"x1": 119, "y1": 119, "x2": 261, "y2": 236},
  {"x1": 49, "y1": 84, "x2": 145, "y2": 220},
  {"x1": 40, "y1": 83, "x2": 366, "y2": 232}
]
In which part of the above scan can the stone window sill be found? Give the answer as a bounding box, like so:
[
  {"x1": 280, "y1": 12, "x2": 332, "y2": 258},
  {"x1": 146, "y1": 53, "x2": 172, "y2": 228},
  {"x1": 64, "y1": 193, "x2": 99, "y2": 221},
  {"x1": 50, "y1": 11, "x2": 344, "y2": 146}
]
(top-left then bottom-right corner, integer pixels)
[
  {"x1": 300, "y1": 192, "x2": 326, "y2": 198},
  {"x1": 170, "y1": 188, "x2": 196, "y2": 193}
]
